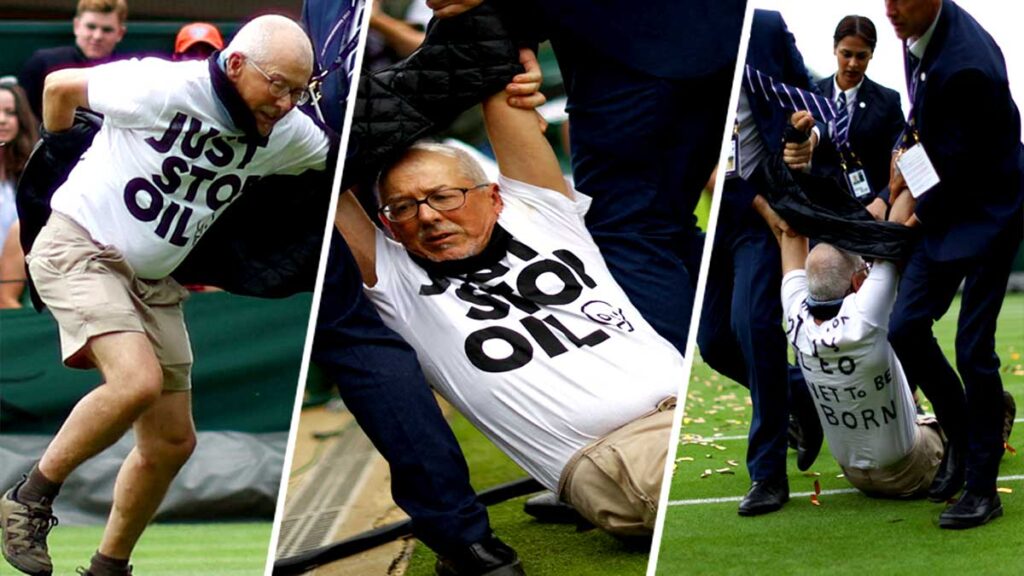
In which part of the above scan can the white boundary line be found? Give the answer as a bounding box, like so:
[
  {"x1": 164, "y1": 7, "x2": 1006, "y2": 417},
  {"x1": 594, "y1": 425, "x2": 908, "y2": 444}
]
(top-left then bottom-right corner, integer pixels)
[{"x1": 667, "y1": 474, "x2": 1024, "y2": 506}]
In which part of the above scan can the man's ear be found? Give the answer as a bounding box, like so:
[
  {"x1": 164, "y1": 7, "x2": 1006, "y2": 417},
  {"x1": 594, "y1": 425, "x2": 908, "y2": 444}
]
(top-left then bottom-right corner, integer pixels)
[
  {"x1": 489, "y1": 183, "x2": 503, "y2": 214},
  {"x1": 225, "y1": 53, "x2": 244, "y2": 79},
  {"x1": 378, "y1": 213, "x2": 396, "y2": 237},
  {"x1": 851, "y1": 270, "x2": 866, "y2": 293}
]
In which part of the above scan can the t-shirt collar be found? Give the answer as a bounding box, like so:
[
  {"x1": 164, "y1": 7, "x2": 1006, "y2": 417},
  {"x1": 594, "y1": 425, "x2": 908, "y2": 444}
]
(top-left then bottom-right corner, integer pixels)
[{"x1": 208, "y1": 51, "x2": 264, "y2": 139}]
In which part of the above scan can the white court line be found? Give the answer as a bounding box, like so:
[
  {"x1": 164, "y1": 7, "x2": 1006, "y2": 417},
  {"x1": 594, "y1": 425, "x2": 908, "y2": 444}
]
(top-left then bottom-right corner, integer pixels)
[
  {"x1": 667, "y1": 474, "x2": 1024, "y2": 506},
  {"x1": 687, "y1": 418, "x2": 1024, "y2": 443}
]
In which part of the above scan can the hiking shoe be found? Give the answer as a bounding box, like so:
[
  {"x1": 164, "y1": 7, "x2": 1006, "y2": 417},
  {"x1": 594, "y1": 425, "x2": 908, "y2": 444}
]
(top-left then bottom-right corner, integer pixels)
[{"x1": 1, "y1": 479, "x2": 58, "y2": 575}]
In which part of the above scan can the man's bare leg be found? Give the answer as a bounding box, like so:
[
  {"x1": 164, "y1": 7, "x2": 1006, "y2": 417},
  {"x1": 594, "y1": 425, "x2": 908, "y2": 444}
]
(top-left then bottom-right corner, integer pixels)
[
  {"x1": 36, "y1": 332, "x2": 164, "y2": 484},
  {"x1": 97, "y1": 389, "x2": 195, "y2": 561},
  {"x1": 2, "y1": 332, "x2": 162, "y2": 575}
]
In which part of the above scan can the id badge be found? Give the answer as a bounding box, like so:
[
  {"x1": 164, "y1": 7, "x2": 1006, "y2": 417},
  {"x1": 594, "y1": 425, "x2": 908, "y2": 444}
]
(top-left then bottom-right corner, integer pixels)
[
  {"x1": 725, "y1": 133, "x2": 740, "y2": 179},
  {"x1": 896, "y1": 143, "x2": 940, "y2": 198},
  {"x1": 846, "y1": 168, "x2": 872, "y2": 198}
]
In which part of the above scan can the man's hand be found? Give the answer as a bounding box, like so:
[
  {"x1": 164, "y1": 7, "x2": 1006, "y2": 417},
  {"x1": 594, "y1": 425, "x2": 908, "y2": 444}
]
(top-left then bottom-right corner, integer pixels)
[
  {"x1": 752, "y1": 194, "x2": 795, "y2": 241},
  {"x1": 783, "y1": 110, "x2": 817, "y2": 171},
  {"x1": 427, "y1": 0, "x2": 483, "y2": 19},
  {"x1": 888, "y1": 150, "x2": 908, "y2": 202},
  {"x1": 865, "y1": 197, "x2": 887, "y2": 221},
  {"x1": 888, "y1": 185, "x2": 917, "y2": 226},
  {"x1": 506, "y1": 48, "x2": 546, "y2": 110}
]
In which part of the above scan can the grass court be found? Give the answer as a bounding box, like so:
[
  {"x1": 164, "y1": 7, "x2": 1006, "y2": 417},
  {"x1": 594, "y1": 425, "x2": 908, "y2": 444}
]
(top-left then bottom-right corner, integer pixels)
[{"x1": 655, "y1": 293, "x2": 1024, "y2": 575}]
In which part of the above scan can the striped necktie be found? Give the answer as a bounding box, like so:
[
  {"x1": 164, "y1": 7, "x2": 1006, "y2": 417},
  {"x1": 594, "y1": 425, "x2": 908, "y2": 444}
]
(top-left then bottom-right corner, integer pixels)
[
  {"x1": 833, "y1": 91, "x2": 851, "y2": 148},
  {"x1": 744, "y1": 65, "x2": 837, "y2": 125}
]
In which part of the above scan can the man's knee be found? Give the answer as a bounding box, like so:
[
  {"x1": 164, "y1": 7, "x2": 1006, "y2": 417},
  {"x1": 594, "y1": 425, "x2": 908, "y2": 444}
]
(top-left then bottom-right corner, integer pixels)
[
  {"x1": 138, "y1": 419, "x2": 197, "y2": 471},
  {"x1": 954, "y1": 333, "x2": 1000, "y2": 380}
]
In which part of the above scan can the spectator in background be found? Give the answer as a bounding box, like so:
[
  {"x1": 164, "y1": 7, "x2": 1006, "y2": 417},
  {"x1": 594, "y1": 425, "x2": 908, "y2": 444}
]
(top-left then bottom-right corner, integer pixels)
[
  {"x1": 173, "y1": 22, "x2": 224, "y2": 61},
  {"x1": 0, "y1": 79, "x2": 39, "y2": 309},
  {"x1": 19, "y1": 0, "x2": 128, "y2": 119}
]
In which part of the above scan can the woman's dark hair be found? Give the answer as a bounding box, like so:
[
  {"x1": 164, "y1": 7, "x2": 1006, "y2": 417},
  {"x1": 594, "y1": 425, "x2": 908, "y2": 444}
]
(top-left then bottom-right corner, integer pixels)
[
  {"x1": 0, "y1": 81, "x2": 40, "y2": 182},
  {"x1": 833, "y1": 15, "x2": 877, "y2": 50}
]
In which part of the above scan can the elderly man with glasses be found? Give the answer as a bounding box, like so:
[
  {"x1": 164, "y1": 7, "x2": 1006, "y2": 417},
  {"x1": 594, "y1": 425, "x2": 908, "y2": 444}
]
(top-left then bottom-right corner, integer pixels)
[
  {"x1": 330, "y1": 48, "x2": 685, "y2": 543},
  {"x1": 1, "y1": 15, "x2": 331, "y2": 576},
  {"x1": 754, "y1": 190, "x2": 1013, "y2": 503}
]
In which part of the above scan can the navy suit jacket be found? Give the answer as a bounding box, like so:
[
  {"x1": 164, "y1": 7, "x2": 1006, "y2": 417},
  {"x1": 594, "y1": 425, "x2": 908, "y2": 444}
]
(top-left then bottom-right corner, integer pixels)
[
  {"x1": 909, "y1": 0, "x2": 1024, "y2": 261},
  {"x1": 813, "y1": 75, "x2": 905, "y2": 203},
  {"x1": 726, "y1": 9, "x2": 815, "y2": 215},
  {"x1": 517, "y1": 0, "x2": 746, "y2": 80}
]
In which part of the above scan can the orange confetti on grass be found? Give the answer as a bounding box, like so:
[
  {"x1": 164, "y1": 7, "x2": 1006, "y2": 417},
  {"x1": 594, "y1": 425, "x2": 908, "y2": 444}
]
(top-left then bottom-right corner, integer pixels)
[
  {"x1": 1006, "y1": 442, "x2": 1018, "y2": 456},
  {"x1": 810, "y1": 479, "x2": 822, "y2": 506}
]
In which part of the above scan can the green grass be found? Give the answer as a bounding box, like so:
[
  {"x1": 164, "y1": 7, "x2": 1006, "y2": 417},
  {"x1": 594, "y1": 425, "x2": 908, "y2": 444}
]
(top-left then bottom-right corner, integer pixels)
[
  {"x1": 405, "y1": 416, "x2": 653, "y2": 576},
  {"x1": 656, "y1": 293, "x2": 1024, "y2": 575},
  {"x1": 47, "y1": 522, "x2": 272, "y2": 575}
]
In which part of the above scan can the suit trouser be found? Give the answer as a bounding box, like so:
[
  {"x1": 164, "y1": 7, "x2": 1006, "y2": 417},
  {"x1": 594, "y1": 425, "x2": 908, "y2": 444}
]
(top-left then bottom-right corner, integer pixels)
[
  {"x1": 696, "y1": 190, "x2": 798, "y2": 482},
  {"x1": 560, "y1": 53, "x2": 733, "y2": 355},
  {"x1": 889, "y1": 224, "x2": 1022, "y2": 494},
  {"x1": 311, "y1": 232, "x2": 491, "y2": 555}
]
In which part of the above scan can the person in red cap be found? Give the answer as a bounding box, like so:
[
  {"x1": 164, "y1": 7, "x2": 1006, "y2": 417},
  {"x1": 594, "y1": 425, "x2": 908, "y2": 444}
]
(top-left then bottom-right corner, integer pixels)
[{"x1": 173, "y1": 22, "x2": 224, "y2": 61}]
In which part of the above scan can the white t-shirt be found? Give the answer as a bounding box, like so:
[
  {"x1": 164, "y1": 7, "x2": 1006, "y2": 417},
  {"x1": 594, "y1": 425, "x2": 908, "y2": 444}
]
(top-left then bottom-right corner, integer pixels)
[
  {"x1": 782, "y1": 261, "x2": 918, "y2": 469},
  {"x1": 367, "y1": 175, "x2": 685, "y2": 490},
  {"x1": 51, "y1": 57, "x2": 330, "y2": 279}
]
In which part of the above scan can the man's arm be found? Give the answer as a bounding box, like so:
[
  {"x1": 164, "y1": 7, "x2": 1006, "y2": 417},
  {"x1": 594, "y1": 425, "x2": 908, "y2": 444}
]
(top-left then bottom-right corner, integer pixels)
[
  {"x1": 753, "y1": 194, "x2": 807, "y2": 275},
  {"x1": 334, "y1": 189, "x2": 380, "y2": 286},
  {"x1": 482, "y1": 48, "x2": 568, "y2": 197},
  {"x1": 41, "y1": 68, "x2": 91, "y2": 132}
]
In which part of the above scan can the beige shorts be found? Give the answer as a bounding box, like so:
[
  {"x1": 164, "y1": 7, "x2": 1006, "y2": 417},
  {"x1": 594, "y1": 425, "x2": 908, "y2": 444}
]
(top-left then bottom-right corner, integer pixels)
[
  {"x1": 26, "y1": 213, "x2": 193, "y2": 391},
  {"x1": 559, "y1": 398, "x2": 675, "y2": 537},
  {"x1": 840, "y1": 422, "x2": 944, "y2": 498}
]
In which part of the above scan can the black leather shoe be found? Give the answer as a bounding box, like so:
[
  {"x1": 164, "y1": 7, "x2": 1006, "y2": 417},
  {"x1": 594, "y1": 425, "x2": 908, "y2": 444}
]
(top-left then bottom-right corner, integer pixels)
[
  {"x1": 927, "y1": 442, "x2": 965, "y2": 503},
  {"x1": 738, "y1": 476, "x2": 789, "y2": 516},
  {"x1": 435, "y1": 534, "x2": 525, "y2": 576},
  {"x1": 523, "y1": 491, "x2": 585, "y2": 525},
  {"x1": 938, "y1": 491, "x2": 1003, "y2": 529},
  {"x1": 1003, "y1": 391, "x2": 1016, "y2": 445}
]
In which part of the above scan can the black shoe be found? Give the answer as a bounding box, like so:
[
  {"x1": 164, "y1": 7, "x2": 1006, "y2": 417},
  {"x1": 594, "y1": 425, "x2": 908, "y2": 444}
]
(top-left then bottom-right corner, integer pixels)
[
  {"x1": 791, "y1": 399, "x2": 823, "y2": 472},
  {"x1": 1003, "y1": 391, "x2": 1016, "y2": 445},
  {"x1": 927, "y1": 442, "x2": 965, "y2": 503},
  {"x1": 738, "y1": 476, "x2": 789, "y2": 517},
  {"x1": 938, "y1": 491, "x2": 1003, "y2": 529},
  {"x1": 522, "y1": 491, "x2": 586, "y2": 525},
  {"x1": 435, "y1": 534, "x2": 525, "y2": 576}
]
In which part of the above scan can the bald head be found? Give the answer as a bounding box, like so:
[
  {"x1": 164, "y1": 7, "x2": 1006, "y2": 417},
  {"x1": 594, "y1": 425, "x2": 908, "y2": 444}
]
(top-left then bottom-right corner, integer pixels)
[
  {"x1": 222, "y1": 15, "x2": 314, "y2": 136},
  {"x1": 223, "y1": 14, "x2": 313, "y2": 74},
  {"x1": 806, "y1": 243, "x2": 865, "y2": 302},
  {"x1": 378, "y1": 142, "x2": 488, "y2": 203}
]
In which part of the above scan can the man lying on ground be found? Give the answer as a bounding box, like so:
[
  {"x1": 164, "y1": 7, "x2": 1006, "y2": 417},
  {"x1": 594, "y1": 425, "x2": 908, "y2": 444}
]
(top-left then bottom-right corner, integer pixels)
[{"x1": 755, "y1": 191, "x2": 1014, "y2": 499}]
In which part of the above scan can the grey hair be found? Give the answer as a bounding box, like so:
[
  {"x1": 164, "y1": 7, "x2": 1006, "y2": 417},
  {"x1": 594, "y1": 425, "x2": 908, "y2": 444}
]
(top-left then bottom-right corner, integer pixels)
[
  {"x1": 222, "y1": 14, "x2": 313, "y2": 71},
  {"x1": 376, "y1": 141, "x2": 490, "y2": 203},
  {"x1": 806, "y1": 243, "x2": 865, "y2": 301}
]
